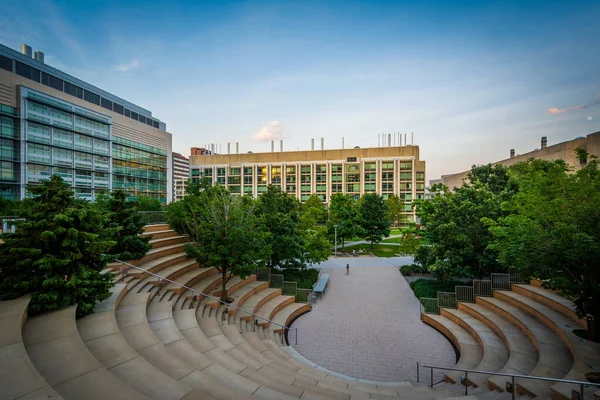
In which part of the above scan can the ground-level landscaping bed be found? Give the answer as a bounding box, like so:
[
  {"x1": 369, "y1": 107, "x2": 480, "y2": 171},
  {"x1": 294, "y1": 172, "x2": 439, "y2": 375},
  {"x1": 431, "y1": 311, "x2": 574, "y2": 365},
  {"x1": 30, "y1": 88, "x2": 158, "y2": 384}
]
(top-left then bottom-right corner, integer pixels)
[{"x1": 409, "y1": 278, "x2": 473, "y2": 299}]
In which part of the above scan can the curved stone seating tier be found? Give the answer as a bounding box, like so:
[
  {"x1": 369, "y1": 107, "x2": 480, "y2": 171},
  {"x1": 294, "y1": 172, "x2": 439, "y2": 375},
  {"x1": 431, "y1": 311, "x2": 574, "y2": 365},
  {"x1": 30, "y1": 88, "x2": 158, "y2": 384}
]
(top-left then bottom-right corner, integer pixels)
[
  {"x1": 148, "y1": 235, "x2": 188, "y2": 249},
  {"x1": 202, "y1": 275, "x2": 263, "y2": 310},
  {"x1": 237, "y1": 288, "x2": 282, "y2": 322},
  {"x1": 254, "y1": 295, "x2": 296, "y2": 327},
  {"x1": 511, "y1": 283, "x2": 587, "y2": 329},
  {"x1": 132, "y1": 242, "x2": 189, "y2": 267},
  {"x1": 140, "y1": 228, "x2": 178, "y2": 240},
  {"x1": 268, "y1": 302, "x2": 311, "y2": 335},
  {"x1": 421, "y1": 313, "x2": 483, "y2": 385},
  {"x1": 0, "y1": 295, "x2": 64, "y2": 400},
  {"x1": 77, "y1": 284, "x2": 208, "y2": 400},
  {"x1": 457, "y1": 302, "x2": 551, "y2": 397},
  {"x1": 162, "y1": 267, "x2": 219, "y2": 295},
  {"x1": 475, "y1": 296, "x2": 573, "y2": 395},
  {"x1": 143, "y1": 223, "x2": 172, "y2": 233},
  {"x1": 494, "y1": 290, "x2": 600, "y2": 400},
  {"x1": 22, "y1": 305, "x2": 148, "y2": 400}
]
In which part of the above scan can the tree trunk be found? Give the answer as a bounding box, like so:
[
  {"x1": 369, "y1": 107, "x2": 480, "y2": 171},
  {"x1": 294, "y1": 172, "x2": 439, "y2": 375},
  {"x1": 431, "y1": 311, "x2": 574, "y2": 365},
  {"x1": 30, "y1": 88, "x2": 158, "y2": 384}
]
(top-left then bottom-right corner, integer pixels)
[
  {"x1": 588, "y1": 317, "x2": 599, "y2": 342},
  {"x1": 221, "y1": 270, "x2": 228, "y2": 302}
]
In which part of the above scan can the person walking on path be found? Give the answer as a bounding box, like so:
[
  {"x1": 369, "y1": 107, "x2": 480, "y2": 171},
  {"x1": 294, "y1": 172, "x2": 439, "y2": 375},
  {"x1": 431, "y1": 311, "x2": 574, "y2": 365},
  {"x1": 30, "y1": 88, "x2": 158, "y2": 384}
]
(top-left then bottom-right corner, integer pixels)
[{"x1": 346, "y1": 263, "x2": 350, "y2": 275}]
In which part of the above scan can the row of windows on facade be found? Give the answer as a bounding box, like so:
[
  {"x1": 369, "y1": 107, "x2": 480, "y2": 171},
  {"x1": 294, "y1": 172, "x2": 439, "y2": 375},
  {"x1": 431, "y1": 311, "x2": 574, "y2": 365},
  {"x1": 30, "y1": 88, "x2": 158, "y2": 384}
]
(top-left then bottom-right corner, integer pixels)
[
  {"x1": 194, "y1": 164, "x2": 423, "y2": 177},
  {"x1": 209, "y1": 174, "x2": 424, "y2": 185},
  {"x1": 0, "y1": 54, "x2": 161, "y2": 129}
]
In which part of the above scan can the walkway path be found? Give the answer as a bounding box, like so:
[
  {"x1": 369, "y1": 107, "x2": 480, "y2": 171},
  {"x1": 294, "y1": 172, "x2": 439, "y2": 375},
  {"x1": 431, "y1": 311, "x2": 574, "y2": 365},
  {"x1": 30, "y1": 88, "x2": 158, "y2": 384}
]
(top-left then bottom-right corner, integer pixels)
[{"x1": 291, "y1": 267, "x2": 456, "y2": 382}]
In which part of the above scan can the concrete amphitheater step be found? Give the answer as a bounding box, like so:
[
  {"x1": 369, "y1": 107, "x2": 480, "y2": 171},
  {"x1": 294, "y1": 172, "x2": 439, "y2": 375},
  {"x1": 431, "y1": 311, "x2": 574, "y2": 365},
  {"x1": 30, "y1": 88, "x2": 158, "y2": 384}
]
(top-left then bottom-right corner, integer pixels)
[
  {"x1": 148, "y1": 235, "x2": 188, "y2": 249},
  {"x1": 182, "y1": 273, "x2": 223, "y2": 300},
  {"x1": 254, "y1": 295, "x2": 296, "y2": 327},
  {"x1": 0, "y1": 295, "x2": 64, "y2": 400},
  {"x1": 440, "y1": 308, "x2": 509, "y2": 389},
  {"x1": 164, "y1": 267, "x2": 220, "y2": 294},
  {"x1": 421, "y1": 313, "x2": 483, "y2": 385},
  {"x1": 511, "y1": 283, "x2": 588, "y2": 329},
  {"x1": 149, "y1": 299, "x2": 332, "y2": 400},
  {"x1": 493, "y1": 290, "x2": 600, "y2": 400},
  {"x1": 221, "y1": 280, "x2": 270, "y2": 315},
  {"x1": 457, "y1": 302, "x2": 549, "y2": 397},
  {"x1": 77, "y1": 284, "x2": 209, "y2": 400},
  {"x1": 141, "y1": 228, "x2": 178, "y2": 240},
  {"x1": 143, "y1": 224, "x2": 172, "y2": 233},
  {"x1": 116, "y1": 292, "x2": 262, "y2": 400},
  {"x1": 268, "y1": 302, "x2": 311, "y2": 336},
  {"x1": 237, "y1": 288, "x2": 282, "y2": 321},
  {"x1": 23, "y1": 305, "x2": 148, "y2": 400},
  {"x1": 202, "y1": 275, "x2": 261, "y2": 310}
]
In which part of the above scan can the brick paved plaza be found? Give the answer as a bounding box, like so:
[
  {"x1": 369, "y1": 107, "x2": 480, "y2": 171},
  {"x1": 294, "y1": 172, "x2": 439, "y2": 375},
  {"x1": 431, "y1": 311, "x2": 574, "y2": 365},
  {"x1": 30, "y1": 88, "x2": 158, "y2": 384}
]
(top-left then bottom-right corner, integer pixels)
[{"x1": 291, "y1": 265, "x2": 456, "y2": 382}]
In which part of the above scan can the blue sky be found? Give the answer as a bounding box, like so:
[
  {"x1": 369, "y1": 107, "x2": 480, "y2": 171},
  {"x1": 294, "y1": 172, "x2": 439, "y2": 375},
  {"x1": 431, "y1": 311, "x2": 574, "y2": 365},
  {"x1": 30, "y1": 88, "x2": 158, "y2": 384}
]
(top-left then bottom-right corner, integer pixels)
[{"x1": 1, "y1": 0, "x2": 599, "y2": 180}]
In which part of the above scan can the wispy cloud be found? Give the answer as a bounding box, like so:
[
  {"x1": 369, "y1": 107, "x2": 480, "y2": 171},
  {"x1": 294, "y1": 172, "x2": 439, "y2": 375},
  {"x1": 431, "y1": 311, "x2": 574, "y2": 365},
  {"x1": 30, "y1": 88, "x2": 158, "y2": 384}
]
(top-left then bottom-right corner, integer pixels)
[
  {"x1": 112, "y1": 60, "x2": 140, "y2": 72},
  {"x1": 548, "y1": 94, "x2": 600, "y2": 115},
  {"x1": 253, "y1": 121, "x2": 284, "y2": 141},
  {"x1": 547, "y1": 105, "x2": 582, "y2": 114}
]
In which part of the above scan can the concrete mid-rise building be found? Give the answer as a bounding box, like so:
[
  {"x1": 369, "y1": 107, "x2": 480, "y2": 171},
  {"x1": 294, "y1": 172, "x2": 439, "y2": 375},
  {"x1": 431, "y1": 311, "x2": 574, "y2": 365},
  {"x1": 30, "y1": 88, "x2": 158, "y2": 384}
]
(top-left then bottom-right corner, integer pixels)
[
  {"x1": 439, "y1": 132, "x2": 600, "y2": 190},
  {"x1": 172, "y1": 152, "x2": 189, "y2": 201},
  {"x1": 0, "y1": 43, "x2": 172, "y2": 203},
  {"x1": 189, "y1": 142, "x2": 426, "y2": 222}
]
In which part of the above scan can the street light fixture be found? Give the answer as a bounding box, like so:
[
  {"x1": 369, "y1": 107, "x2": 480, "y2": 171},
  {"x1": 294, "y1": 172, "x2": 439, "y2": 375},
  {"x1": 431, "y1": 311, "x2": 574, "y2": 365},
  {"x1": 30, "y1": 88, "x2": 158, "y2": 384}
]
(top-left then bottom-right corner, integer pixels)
[{"x1": 334, "y1": 224, "x2": 338, "y2": 258}]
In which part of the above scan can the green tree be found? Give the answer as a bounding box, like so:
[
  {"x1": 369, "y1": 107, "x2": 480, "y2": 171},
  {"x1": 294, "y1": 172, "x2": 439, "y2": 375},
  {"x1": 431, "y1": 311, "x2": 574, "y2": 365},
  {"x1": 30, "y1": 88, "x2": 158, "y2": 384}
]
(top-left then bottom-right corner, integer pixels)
[
  {"x1": 167, "y1": 184, "x2": 269, "y2": 302},
  {"x1": 358, "y1": 193, "x2": 390, "y2": 248},
  {"x1": 0, "y1": 176, "x2": 116, "y2": 317},
  {"x1": 256, "y1": 186, "x2": 306, "y2": 269},
  {"x1": 101, "y1": 190, "x2": 152, "y2": 261},
  {"x1": 137, "y1": 195, "x2": 163, "y2": 211},
  {"x1": 327, "y1": 194, "x2": 360, "y2": 249},
  {"x1": 300, "y1": 194, "x2": 328, "y2": 230},
  {"x1": 386, "y1": 194, "x2": 405, "y2": 227},
  {"x1": 487, "y1": 157, "x2": 600, "y2": 340},
  {"x1": 299, "y1": 195, "x2": 331, "y2": 266},
  {"x1": 415, "y1": 164, "x2": 513, "y2": 280}
]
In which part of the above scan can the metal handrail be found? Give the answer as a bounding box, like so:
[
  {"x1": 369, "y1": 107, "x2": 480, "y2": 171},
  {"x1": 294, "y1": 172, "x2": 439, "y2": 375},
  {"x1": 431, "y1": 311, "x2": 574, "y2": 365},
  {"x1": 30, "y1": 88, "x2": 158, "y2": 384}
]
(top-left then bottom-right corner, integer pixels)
[
  {"x1": 416, "y1": 361, "x2": 600, "y2": 399},
  {"x1": 111, "y1": 258, "x2": 299, "y2": 345}
]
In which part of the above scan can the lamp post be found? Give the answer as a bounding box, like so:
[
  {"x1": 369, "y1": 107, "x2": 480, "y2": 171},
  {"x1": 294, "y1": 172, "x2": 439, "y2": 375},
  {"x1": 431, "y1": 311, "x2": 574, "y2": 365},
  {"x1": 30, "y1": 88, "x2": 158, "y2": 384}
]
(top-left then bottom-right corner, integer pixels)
[{"x1": 334, "y1": 224, "x2": 338, "y2": 257}]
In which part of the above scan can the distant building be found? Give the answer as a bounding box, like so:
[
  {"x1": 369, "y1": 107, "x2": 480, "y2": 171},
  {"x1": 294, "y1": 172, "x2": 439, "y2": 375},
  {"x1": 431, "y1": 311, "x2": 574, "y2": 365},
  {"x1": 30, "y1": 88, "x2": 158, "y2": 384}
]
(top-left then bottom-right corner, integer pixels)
[
  {"x1": 440, "y1": 132, "x2": 600, "y2": 189},
  {"x1": 190, "y1": 143, "x2": 426, "y2": 222},
  {"x1": 172, "y1": 152, "x2": 189, "y2": 201},
  {"x1": 0, "y1": 43, "x2": 173, "y2": 203}
]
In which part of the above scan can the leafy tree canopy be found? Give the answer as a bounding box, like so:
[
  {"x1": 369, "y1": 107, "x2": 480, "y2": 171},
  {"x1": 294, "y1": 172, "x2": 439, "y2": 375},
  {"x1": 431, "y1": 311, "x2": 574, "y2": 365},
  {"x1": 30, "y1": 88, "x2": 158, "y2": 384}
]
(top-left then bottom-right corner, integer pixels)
[
  {"x1": 415, "y1": 164, "x2": 512, "y2": 280},
  {"x1": 137, "y1": 195, "x2": 163, "y2": 211},
  {"x1": 486, "y1": 157, "x2": 600, "y2": 340},
  {"x1": 386, "y1": 194, "x2": 406, "y2": 227},
  {"x1": 0, "y1": 176, "x2": 115, "y2": 317},
  {"x1": 326, "y1": 194, "x2": 361, "y2": 248},
  {"x1": 358, "y1": 193, "x2": 390, "y2": 248},
  {"x1": 167, "y1": 184, "x2": 270, "y2": 301}
]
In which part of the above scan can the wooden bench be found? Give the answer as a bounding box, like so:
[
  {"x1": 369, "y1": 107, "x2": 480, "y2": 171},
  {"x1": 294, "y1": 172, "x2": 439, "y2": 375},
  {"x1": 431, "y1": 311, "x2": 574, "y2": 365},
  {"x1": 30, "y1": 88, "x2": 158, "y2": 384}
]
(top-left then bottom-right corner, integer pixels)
[{"x1": 312, "y1": 273, "x2": 330, "y2": 300}]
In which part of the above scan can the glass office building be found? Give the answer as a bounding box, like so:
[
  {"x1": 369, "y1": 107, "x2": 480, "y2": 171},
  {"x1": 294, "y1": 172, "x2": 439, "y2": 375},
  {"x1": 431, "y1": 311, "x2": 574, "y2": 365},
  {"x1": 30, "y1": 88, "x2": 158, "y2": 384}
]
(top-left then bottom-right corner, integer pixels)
[{"x1": 0, "y1": 43, "x2": 172, "y2": 203}]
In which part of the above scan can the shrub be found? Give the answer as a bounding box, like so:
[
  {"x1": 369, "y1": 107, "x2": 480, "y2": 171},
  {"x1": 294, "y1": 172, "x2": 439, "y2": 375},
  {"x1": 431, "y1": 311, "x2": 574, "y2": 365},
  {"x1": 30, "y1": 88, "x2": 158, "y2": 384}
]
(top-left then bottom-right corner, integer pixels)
[
  {"x1": 280, "y1": 268, "x2": 319, "y2": 289},
  {"x1": 409, "y1": 278, "x2": 472, "y2": 299},
  {"x1": 400, "y1": 265, "x2": 412, "y2": 276}
]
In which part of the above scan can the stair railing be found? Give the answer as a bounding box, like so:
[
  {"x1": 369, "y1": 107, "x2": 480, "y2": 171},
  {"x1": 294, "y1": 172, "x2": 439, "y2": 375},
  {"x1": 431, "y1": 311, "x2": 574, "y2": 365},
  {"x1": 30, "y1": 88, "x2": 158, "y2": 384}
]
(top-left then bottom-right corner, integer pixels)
[
  {"x1": 111, "y1": 258, "x2": 299, "y2": 345},
  {"x1": 416, "y1": 361, "x2": 600, "y2": 399}
]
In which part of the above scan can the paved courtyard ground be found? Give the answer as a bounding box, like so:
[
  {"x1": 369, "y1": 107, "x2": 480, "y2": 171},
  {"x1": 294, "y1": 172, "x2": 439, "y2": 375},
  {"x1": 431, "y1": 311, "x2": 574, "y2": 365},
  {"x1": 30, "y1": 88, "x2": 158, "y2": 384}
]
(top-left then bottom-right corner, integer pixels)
[{"x1": 291, "y1": 266, "x2": 456, "y2": 382}]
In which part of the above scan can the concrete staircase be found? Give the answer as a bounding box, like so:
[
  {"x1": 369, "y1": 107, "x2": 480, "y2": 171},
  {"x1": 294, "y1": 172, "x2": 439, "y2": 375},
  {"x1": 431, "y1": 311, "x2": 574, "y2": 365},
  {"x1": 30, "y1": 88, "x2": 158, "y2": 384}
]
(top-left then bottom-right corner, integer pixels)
[
  {"x1": 420, "y1": 277, "x2": 600, "y2": 400},
  {"x1": 2, "y1": 223, "x2": 598, "y2": 399}
]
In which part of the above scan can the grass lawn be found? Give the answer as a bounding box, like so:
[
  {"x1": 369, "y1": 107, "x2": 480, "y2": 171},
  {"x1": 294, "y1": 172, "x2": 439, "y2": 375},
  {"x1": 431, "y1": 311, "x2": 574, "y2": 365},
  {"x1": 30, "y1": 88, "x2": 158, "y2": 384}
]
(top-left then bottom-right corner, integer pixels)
[
  {"x1": 389, "y1": 228, "x2": 402, "y2": 236},
  {"x1": 343, "y1": 243, "x2": 401, "y2": 258}
]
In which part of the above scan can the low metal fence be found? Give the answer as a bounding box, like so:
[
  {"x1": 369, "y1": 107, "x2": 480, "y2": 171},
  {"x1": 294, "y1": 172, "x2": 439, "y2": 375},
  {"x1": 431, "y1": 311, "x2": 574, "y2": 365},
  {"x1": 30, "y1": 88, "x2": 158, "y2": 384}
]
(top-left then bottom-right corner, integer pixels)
[
  {"x1": 270, "y1": 274, "x2": 284, "y2": 289},
  {"x1": 437, "y1": 292, "x2": 457, "y2": 309},
  {"x1": 420, "y1": 298, "x2": 439, "y2": 314},
  {"x1": 491, "y1": 273, "x2": 510, "y2": 290},
  {"x1": 282, "y1": 281, "x2": 297, "y2": 296},
  {"x1": 455, "y1": 285, "x2": 474, "y2": 303},
  {"x1": 509, "y1": 267, "x2": 528, "y2": 284},
  {"x1": 137, "y1": 211, "x2": 168, "y2": 225},
  {"x1": 296, "y1": 289, "x2": 312, "y2": 303},
  {"x1": 473, "y1": 279, "x2": 492, "y2": 297}
]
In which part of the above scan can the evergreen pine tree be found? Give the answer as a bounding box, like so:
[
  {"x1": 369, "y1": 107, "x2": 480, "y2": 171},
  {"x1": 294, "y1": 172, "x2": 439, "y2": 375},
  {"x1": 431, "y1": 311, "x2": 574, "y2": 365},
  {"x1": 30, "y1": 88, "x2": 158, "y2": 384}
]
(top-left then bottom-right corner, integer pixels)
[
  {"x1": 105, "y1": 190, "x2": 152, "y2": 261},
  {"x1": 0, "y1": 176, "x2": 116, "y2": 317}
]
